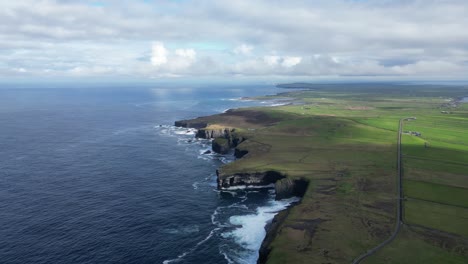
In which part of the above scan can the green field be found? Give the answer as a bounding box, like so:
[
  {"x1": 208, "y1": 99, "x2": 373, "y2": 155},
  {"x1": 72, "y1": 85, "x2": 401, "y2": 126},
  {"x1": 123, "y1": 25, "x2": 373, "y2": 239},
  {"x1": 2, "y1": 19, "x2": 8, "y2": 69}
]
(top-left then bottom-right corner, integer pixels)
[{"x1": 183, "y1": 83, "x2": 468, "y2": 263}]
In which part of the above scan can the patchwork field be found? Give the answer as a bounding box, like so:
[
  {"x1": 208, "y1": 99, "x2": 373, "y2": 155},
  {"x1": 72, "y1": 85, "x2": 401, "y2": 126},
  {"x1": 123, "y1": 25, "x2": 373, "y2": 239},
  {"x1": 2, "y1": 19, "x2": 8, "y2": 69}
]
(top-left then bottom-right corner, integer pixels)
[{"x1": 185, "y1": 84, "x2": 468, "y2": 263}]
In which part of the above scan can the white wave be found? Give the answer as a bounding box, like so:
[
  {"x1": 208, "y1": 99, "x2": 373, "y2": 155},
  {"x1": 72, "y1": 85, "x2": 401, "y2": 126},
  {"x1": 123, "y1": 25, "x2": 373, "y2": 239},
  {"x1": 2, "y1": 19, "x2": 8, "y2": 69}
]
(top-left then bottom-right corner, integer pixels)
[
  {"x1": 174, "y1": 128, "x2": 197, "y2": 135},
  {"x1": 219, "y1": 156, "x2": 235, "y2": 164},
  {"x1": 163, "y1": 228, "x2": 220, "y2": 264},
  {"x1": 268, "y1": 103, "x2": 288, "y2": 107},
  {"x1": 221, "y1": 197, "x2": 300, "y2": 262},
  {"x1": 155, "y1": 125, "x2": 197, "y2": 138},
  {"x1": 228, "y1": 204, "x2": 249, "y2": 210},
  {"x1": 220, "y1": 183, "x2": 275, "y2": 191},
  {"x1": 221, "y1": 250, "x2": 235, "y2": 264},
  {"x1": 199, "y1": 148, "x2": 213, "y2": 155}
]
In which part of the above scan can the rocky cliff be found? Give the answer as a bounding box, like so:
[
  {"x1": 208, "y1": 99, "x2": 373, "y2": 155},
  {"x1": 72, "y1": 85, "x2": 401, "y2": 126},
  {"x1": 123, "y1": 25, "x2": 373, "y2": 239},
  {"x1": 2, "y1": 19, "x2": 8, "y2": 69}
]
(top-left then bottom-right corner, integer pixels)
[
  {"x1": 217, "y1": 170, "x2": 309, "y2": 200},
  {"x1": 216, "y1": 170, "x2": 285, "y2": 189},
  {"x1": 175, "y1": 120, "x2": 246, "y2": 154},
  {"x1": 275, "y1": 178, "x2": 309, "y2": 200},
  {"x1": 175, "y1": 118, "x2": 310, "y2": 264},
  {"x1": 174, "y1": 120, "x2": 207, "y2": 129},
  {"x1": 257, "y1": 208, "x2": 291, "y2": 264}
]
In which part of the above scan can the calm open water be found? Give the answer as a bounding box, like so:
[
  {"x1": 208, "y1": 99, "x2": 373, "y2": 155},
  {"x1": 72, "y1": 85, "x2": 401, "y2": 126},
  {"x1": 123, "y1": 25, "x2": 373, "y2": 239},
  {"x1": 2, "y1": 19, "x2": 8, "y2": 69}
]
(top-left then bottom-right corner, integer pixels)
[{"x1": 0, "y1": 84, "x2": 298, "y2": 264}]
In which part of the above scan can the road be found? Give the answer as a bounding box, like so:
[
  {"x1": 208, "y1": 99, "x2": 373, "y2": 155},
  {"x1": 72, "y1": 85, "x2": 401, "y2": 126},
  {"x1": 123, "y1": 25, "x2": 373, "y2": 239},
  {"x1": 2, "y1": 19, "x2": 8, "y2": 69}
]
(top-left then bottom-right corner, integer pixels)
[{"x1": 351, "y1": 118, "x2": 405, "y2": 264}]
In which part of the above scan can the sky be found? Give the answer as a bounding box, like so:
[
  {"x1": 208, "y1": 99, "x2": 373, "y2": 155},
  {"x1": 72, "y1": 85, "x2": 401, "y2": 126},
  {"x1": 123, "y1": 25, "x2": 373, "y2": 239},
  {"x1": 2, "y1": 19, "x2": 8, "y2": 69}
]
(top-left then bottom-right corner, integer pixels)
[{"x1": 1, "y1": 0, "x2": 468, "y2": 82}]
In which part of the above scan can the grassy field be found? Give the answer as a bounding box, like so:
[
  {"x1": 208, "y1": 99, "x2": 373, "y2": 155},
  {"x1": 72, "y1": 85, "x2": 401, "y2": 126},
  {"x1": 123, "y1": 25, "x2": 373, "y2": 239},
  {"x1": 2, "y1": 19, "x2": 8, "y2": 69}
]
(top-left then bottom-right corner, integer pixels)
[{"x1": 185, "y1": 83, "x2": 468, "y2": 263}]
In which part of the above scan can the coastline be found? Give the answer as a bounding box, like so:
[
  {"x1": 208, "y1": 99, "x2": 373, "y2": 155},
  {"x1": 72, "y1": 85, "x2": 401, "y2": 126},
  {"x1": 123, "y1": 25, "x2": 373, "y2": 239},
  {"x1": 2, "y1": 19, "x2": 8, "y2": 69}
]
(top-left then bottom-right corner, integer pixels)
[
  {"x1": 174, "y1": 96, "x2": 308, "y2": 263},
  {"x1": 170, "y1": 83, "x2": 468, "y2": 263}
]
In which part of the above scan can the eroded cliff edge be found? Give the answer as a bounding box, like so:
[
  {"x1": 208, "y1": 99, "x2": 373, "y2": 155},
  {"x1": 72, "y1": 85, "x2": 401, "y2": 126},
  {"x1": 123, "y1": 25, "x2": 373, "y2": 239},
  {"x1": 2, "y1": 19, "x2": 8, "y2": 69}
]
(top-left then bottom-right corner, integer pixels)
[
  {"x1": 175, "y1": 115, "x2": 309, "y2": 200},
  {"x1": 175, "y1": 111, "x2": 309, "y2": 263}
]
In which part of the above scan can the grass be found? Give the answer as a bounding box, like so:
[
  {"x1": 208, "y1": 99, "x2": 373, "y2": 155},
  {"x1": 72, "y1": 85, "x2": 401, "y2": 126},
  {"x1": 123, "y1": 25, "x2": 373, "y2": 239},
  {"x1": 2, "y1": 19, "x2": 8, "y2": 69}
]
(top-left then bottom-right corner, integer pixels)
[
  {"x1": 404, "y1": 199, "x2": 468, "y2": 237},
  {"x1": 404, "y1": 180, "x2": 468, "y2": 208},
  {"x1": 364, "y1": 225, "x2": 468, "y2": 264},
  {"x1": 182, "y1": 83, "x2": 468, "y2": 263}
]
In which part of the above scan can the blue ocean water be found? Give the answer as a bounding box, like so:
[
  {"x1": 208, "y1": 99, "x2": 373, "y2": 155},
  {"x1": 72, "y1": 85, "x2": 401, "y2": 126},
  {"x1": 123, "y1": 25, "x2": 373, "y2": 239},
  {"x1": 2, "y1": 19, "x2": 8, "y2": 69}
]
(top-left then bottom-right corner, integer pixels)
[{"x1": 0, "y1": 84, "x2": 297, "y2": 264}]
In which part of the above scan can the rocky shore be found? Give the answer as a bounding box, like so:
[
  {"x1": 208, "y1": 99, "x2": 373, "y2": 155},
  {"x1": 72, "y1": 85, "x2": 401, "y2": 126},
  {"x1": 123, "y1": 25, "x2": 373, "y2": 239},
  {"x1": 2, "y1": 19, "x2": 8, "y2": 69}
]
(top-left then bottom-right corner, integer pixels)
[{"x1": 175, "y1": 118, "x2": 308, "y2": 263}]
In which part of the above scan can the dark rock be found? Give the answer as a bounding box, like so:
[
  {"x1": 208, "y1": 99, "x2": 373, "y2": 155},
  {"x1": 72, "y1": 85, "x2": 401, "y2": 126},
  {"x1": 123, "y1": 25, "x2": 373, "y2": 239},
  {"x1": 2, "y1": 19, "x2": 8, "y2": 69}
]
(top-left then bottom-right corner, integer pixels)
[
  {"x1": 203, "y1": 150, "x2": 212, "y2": 154},
  {"x1": 174, "y1": 120, "x2": 207, "y2": 129},
  {"x1": 257, "y1": 208, "x2": 291, "y2": 264},
  {"x1": 275, "y1": 178, "x2": 309, "y2": 200},
  {"x1": 234, "y1": 148, "x2": 249, "y2": 159},
  {"x1": 196, "y1": 128, "x2": 234, "y2": 139},
  {"x1": 212, "y1": 138, "x2": 230, "y2": 154},
  {"x1": 195, "y1": 128, "x2": 246, "y2": 154},
  {"x1": 257, "y1": 178, "x2": 310, "y2": 263},
  {"x1": 217, "y1": 170, "x2": 286, "y2": 189}
]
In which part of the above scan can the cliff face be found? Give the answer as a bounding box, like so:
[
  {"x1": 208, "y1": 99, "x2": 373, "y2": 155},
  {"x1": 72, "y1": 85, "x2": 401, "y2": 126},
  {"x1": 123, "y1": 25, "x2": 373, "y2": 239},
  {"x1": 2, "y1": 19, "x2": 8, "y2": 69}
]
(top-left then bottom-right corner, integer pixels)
[
  {"x1": 212, "y1": 138, "x2": 230, "y2": 154},
  {"x1": 175, "y1": 120, "x2": 246, "y2": 154},
  {"x1": 196, "y1": 127, "x2": 247, "y2": 155},
  {"x1": 217, "y1": 170, "x2": 285, "y2": 189},
  {"x1": 275, "y1": 178, "x2": 309, "y2": 200},
  {"x1": 257, "y1": 208, "x2": 291, "y2": 264},
  {"x1": 195, "y1": 128, "x2": 232, "y2": 139},
  {"x1": 217, "y1": 170, "x2": 309, "y2": 200},
  {"x1": 174, "y1": 120, "x2": 207, "y2": 129},
  {"x1": 175, "y1": 118, "x2": 310, "y2": 264}
]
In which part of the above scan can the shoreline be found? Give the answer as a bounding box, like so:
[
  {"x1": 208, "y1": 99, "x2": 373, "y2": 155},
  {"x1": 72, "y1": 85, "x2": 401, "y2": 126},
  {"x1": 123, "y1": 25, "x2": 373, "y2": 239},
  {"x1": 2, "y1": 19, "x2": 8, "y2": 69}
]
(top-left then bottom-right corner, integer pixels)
[
  {"x1": 175, "y1": 120, "x2": 306, "y2": 263},
  {"x1": 174, "y1": 92, "x2": 308, "y2": 263},
  {"x1": 174, "y1": 83, "x2": 468, "y2": 263}
]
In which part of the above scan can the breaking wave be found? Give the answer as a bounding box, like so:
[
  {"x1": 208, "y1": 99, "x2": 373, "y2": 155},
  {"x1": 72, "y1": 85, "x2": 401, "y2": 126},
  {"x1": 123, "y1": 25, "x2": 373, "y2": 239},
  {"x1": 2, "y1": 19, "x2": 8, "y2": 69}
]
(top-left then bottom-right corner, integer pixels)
[{"x1": 155, "y1": 111, "x2": 297, "y2": 263}]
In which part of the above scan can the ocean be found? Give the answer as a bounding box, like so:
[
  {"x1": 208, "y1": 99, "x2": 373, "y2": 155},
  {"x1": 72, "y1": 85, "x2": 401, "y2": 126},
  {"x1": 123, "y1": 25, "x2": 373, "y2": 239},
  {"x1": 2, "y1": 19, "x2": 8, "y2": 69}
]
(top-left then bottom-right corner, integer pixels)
[{"x1": 0, "y1": 84, "x2": 298, "y2": 264}]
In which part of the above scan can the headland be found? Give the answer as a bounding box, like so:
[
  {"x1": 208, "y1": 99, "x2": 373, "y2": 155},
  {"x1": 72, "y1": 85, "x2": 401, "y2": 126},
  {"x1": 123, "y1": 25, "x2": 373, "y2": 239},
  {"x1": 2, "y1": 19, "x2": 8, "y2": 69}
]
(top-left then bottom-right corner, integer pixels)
[{"x1": 176, "y1": 83, "x2": 468, "y2": 264}]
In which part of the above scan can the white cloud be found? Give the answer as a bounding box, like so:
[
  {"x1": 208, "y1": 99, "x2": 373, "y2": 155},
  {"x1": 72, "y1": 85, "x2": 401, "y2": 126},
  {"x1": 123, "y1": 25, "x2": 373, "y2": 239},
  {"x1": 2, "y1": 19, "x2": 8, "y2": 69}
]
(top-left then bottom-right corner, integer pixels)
[
  {"x1": 263, "y1": 56, "x2": 280, "y2": 66},
  {"x1": 262, "y1": 55, "x2": 302, "y2": 68},
  {"x1": 1, "y1": 0, "x2": 468, "y2": 80},
  {"x1": 151, "y1": 42, "x2": 168, "y2": 66},
  {"x1": 14, "y1": 68, "x2": 27, "y2": 73},
  {"x1": 175, "y1": 49, "x2": 196, "y2": 60},
  {"x1": 149, "y1": 43, "x2": 199, "y2": 74},
  {"x1": 282, "y1": 56, "x2": 302, "y2": 67},
  {"x1": 233, "y1": 44, "x2": 253, "y2": 55}
]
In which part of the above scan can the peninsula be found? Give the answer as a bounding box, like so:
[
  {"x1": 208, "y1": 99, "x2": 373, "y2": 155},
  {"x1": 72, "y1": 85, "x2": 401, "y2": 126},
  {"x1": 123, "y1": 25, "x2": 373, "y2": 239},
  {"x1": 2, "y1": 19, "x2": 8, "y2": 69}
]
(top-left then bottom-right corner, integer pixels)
[{"x1": 176, "y1": 83, "x2": 468, "y2": 263}]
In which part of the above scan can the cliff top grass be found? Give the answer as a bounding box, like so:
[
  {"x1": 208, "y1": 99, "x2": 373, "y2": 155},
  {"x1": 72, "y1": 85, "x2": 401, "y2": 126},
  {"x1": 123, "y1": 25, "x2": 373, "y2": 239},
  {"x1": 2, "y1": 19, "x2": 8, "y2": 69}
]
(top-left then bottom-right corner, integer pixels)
[{"x1": 186, "y1": 84, "x2": 468, "y2": 263}]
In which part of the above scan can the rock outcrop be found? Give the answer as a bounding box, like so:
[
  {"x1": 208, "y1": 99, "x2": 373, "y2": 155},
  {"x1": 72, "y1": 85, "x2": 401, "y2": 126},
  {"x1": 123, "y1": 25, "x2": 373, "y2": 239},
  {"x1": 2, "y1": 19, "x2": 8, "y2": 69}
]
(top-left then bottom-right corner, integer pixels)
[
  {"x1": 174, "y1": 120, "x2": 207, "y2": 129},
  {"x1": 196, "y1": 128, "x2": 232, "y2": 139},
  {"x1": 275, "y1": 178, "x2": 309, "y2": 200},
  {"x1": 175, "y1": 120, "x2": 246, "y2": 155},
  {"x1": 212, "y1": 137, "x2": 231, "y2": 154},
  {"x1": 175, "y1": 118, "x2": 310, "y2": 264},
  {"x1": 217, "y1": 170, "x2": 286, "y2": 189},
  {"x1": 196, "y1": 127, "x2": 246, "y2": 155},
  {"x1": 234, "y1": 148, "x2": 249, "y2": 159}
]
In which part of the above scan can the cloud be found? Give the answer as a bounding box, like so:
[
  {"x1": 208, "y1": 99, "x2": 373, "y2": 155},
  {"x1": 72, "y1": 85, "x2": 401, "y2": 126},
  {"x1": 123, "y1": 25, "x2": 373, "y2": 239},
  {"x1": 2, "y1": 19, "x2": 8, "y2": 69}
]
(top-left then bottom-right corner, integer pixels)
[
  {"x1": 263, "y1": 56, "x2": 280, "y2": 66},
  {"x1": 282, "y1": 57, "x2": 302, "y2": 68},
  {"x1": 233, "y1": 44, "x2": 253, "y2": 55},
  {"x1": 175, "y1": 49, "x2": 196, "y2": 60},
  {"x1": 149, "y1": 42, "x2": 200, "y2": 76},
  {"x1": 151, "y1": 42, "x2": 168, "y2": 66},
  {"x1": 1, "y1": 0, "x2": 468, "y2": 80}
]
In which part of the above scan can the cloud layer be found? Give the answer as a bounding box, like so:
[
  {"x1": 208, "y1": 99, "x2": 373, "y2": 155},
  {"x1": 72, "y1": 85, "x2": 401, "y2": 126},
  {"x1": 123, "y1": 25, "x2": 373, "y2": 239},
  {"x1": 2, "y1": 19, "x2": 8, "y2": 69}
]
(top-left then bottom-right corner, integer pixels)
[{"x1": 1, "y1": 0, "x2": 468, "y2": 80}]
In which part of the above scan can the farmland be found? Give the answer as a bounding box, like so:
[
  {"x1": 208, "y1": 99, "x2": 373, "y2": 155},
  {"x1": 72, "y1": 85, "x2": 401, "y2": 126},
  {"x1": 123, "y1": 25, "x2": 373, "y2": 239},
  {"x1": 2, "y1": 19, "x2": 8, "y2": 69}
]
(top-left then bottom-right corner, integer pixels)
[{"x1": 183, "y1": 83, "x2": 468, "y2": 263}]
